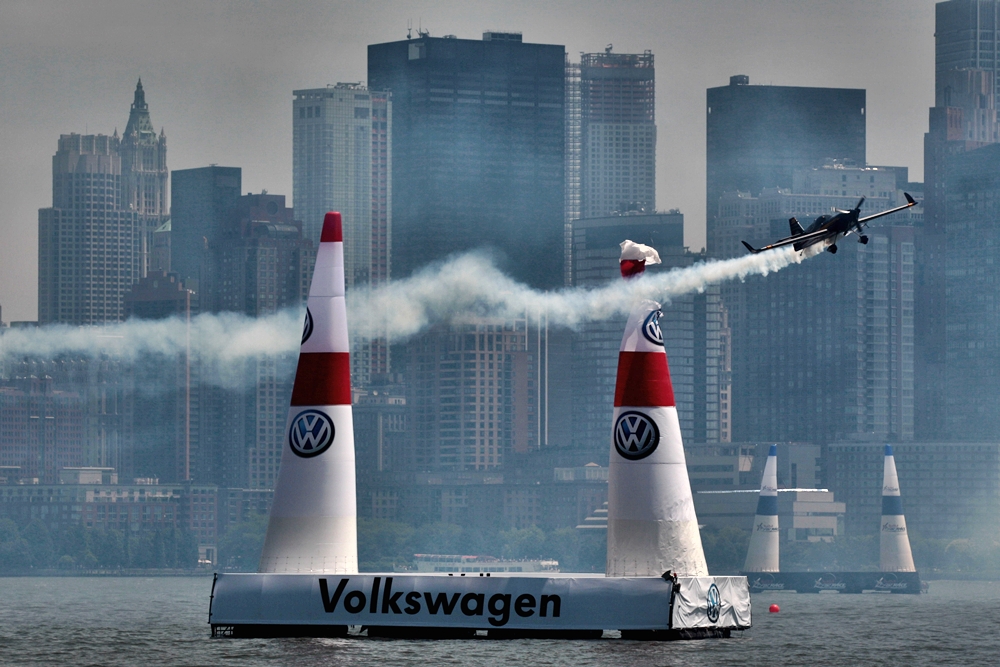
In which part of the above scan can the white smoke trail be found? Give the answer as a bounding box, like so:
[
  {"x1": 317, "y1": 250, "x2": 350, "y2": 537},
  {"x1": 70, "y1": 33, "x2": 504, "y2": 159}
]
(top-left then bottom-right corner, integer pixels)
[
  {"x1": 349, "y1": 245, "x2": 805, "y2": 340},
  {"x1": 0, "y1": 246, "x2": 807, "y2": 378},
  {"x1": 0, "y1": 310, "x2": 304, "y2": 389}
]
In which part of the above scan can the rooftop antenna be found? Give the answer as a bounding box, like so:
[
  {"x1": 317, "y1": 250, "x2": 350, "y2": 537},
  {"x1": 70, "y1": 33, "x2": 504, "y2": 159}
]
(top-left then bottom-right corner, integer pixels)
[
  {"x1": 407, "y1": 19, "x2": 412, "y2": 39},
  {"x1": 606, "y1": 43, "x2": 613, "y2": 54}
]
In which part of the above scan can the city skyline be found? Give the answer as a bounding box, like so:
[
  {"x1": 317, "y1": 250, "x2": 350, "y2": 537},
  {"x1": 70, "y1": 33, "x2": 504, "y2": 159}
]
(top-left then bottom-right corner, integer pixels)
[
  {"x1": 0, "y1": 0, "x2": 935, "y2": 321},
  {"x1": 6, "y1": 2, "x2": 1000, "y2": 613}
]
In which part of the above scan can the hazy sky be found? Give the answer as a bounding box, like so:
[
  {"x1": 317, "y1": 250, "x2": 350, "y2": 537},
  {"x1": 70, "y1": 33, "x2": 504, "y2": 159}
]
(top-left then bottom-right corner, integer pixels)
[{"x1": 0, "y1": 0, "x2": 936, "y2": 321}]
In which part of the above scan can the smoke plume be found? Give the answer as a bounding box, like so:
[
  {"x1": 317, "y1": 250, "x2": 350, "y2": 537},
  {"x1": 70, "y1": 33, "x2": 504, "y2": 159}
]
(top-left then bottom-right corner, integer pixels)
[
  {"x1": 348, "y1": 245, "x2": 805, "y2": 339},
  {"x1": 1, "y1": 247, "x2": 806, "y2": 382}
]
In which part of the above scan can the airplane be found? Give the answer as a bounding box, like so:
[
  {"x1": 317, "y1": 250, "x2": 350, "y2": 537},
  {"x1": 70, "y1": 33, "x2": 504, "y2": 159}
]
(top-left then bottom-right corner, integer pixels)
[{"x1": 741, "y1": 192, "x2": 918, "y2": 255}]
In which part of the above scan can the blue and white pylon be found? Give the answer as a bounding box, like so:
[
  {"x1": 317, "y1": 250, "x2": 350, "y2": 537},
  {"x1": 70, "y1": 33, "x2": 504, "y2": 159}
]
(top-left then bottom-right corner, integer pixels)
[
  {"x1": 743, "y1": 445, "x2": 779, "y2": 572},
  {"x1": 258, "y1": 212, "x2": 359, "y2": 574},
  {"x1": 880, "y1": 445, "x2": 915, "y2": 573}
]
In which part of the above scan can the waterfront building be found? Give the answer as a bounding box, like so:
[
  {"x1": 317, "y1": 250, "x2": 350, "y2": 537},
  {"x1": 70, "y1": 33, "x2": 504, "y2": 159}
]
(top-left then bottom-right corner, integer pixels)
[
  {"x1": 827, "y1": 441, "x2": 1000, "y2": 539},
  {"x1": 0, "y1": 378, "x2": 84, "y2": 484}
]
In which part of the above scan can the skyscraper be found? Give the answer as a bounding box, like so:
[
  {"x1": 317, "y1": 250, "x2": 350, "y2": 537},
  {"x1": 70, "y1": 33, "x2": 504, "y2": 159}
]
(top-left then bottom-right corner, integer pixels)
[
  {"x1": 37, "y1": 81, "x2": 169, "y2": 325},
  {"x1": 124, "y1": 271, "x2": 198, "y2": 483},
  {"x1": 706, "y1": 75, "x2": 866, "y2": 257},
  {"x1": 917, "y1": 1, "x2": 1000, "y2": 439},
  {"x1": 563, "y1": 48, "x2": 655, "y2": 284},
  {"x1": 120, "y1": 79, "x2": 169, "y2": 274},
  {"x1": 206, "y1": 193, "x2": 315, "y2": 489},
  {"x1": 578, "y1": 49, "x2": 656, "y2": 220},
  {"x1": 563, "y1": 56, "x2": 582, "y2": 286},
  {"x1": 169, "y1": 166, "x2": 242, "y2": 288},
  {"x1": 406, "y1": 317, "x2": 536, "y2": 471},
  {"x1": 38, "y1": 133, "x2": 140, "y2": 324},
  {"x1": 212, "y1": 194, "x2": 313, "y2": 317},
  {"x1": 293, "y1": 83, "x2": 392, "y2": 385},
  {"x1": 924, "y1": 69, "x2": 998, "y2": 232},
  {"x1": 168, "y1": 175, "x2": 315, "y2": 487},
  {"x1": 935, "y1": 0, "x2": 1000, "y2": 109},
  {"x1": 292, "y1": 83, "x2": 391, "y2": 278},
  {"x1": 368, "y1": 32, "x2": 565, "y2": 288},
  {"x1": 939, "y1": 143, "x2": 1000, "y2": 440},
  {"x1": 213, "y1": 194, "x2": 316, "y2": 489}
]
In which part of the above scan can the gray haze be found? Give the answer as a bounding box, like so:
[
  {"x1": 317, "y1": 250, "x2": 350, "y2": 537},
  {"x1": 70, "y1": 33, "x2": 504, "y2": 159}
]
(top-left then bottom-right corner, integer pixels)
[{"x1": 0, "y1": 0, "x2": 935, "y2": 321}]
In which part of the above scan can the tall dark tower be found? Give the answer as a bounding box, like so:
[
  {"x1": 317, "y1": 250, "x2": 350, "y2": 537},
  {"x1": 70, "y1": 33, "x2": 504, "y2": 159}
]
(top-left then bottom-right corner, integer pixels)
[
  {"x1": 916, "y1": 1, "x2": 1000, "y2": 440},
  {"x1": 120, "y1": 79, "x2": 169, "y2": 275},
  {"x1": 368, "y1": 32, "x2": 565, "y2": 288}
]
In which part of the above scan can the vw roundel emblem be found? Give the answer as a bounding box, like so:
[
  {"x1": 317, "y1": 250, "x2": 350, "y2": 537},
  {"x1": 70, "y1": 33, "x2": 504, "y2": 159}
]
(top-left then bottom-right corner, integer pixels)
[
  {"x1": 613, "y1": 411, "x2": 660, "y2": 460},
  {"x1": 642, "y1": 309, "x2": 664, "y2": 346},
  {"x1": 706, "y1": 583, "x2": 721, "y2": 623},
  {"x1": 302, "y1": 308, "x2": 314, "y2": 344},
  {"x1": 288, "y1": 409, "x2": 335, "y2": 458}
]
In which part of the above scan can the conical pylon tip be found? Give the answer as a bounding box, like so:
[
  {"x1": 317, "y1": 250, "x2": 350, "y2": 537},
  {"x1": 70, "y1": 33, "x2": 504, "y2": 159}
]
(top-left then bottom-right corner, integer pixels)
[{"x1": 321, "y1": 212, "x2": 343, "y2": 243}]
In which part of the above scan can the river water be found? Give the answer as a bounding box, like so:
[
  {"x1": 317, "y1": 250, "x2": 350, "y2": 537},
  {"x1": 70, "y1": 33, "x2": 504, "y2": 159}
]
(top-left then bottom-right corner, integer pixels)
[{"x1": 0, "y1": 576, "x2": 996, "y2": 666}]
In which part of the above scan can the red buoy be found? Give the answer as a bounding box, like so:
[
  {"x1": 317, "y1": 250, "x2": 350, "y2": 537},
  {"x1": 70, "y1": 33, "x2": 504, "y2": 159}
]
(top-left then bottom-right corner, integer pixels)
[{"x1": 769, "y1": 604, "x2": 780, "y2": 613}]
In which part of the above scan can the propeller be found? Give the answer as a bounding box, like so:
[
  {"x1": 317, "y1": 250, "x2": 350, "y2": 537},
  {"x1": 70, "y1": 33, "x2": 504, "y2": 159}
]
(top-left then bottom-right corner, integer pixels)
[{"x1": 852, "y1": 197, "x2": 866, "y2": 233}]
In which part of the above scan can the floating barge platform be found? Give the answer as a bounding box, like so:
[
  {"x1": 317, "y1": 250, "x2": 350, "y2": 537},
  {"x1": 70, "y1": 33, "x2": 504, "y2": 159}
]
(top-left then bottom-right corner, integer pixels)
[
  {"x1": 210, "y1": 572, "x2": 751, "y2": 640},
  {"x1": 745, "y1": 571, "x2": 921, "y2": 594}
]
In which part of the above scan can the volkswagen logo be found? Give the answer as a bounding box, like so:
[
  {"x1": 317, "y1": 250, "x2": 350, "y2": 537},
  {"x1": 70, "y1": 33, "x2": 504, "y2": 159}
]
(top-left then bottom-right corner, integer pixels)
[
  {"x1": 288, "y1": 409, "x2": 335, "y2": 458},
  {"x1": 613, "y1": 411, "x2": 660, "y2": 460},
  {"x1": 302, "y1": 308, "x2": 314, "y2": 344},
  {"x1": 642, "y1": 309, "x2": 664, "y2": 346},
  {"x1": 706, "y1": 583, "x2": 721, "y2": 623}
]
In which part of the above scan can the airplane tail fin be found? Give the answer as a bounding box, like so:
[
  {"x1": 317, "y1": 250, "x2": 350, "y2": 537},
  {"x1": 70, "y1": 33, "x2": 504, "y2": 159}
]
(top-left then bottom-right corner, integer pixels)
[
  {"x1": 741, "y1": 240, "x2": 760, "y2": 254},
  {"x1": 904, "y1": 192, "x2": 916, "y2": 206},
  {"x1": 789, "y1": 217, "x2": 804, "y2": 236}
]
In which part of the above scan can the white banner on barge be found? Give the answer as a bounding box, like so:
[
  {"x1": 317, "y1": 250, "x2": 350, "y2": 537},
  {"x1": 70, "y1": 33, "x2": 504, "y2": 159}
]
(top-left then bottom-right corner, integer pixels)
[{"x1": 210, "y1": 573, "x2": 751, "y2": 638}]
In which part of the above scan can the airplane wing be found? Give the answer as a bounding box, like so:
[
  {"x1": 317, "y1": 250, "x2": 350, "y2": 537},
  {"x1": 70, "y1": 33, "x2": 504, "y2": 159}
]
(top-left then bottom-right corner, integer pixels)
[
  {"x1": 857, "y1": 192, "x2": 918, "y2": 225},
  {"x1": 741, "y1": 226, "x2": 834, "y2": 254}
]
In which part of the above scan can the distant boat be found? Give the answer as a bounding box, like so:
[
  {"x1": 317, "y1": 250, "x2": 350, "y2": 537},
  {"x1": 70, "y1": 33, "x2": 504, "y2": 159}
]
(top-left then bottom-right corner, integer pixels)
[{"x1": 404, "y1": 554, "x2": 559, "y2": 574}]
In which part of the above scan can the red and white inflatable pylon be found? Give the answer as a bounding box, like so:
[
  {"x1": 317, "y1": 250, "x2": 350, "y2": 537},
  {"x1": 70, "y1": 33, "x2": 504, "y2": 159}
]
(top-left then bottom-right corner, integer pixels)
[
  {"x1": 618, "y1": 239, "x2": 661, "y2": 279},
  {"x1": 259, "y1": 212, "x2": 358, "y2": 574},
  {"x1": 606, "y1": 243, "x2": 709, "y2": 577}
]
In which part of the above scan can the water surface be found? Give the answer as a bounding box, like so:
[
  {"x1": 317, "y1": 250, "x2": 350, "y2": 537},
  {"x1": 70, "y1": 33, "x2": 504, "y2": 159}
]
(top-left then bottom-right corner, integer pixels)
[{"x1": 0, "y1": 577, "x2": 995, "y2": 666}]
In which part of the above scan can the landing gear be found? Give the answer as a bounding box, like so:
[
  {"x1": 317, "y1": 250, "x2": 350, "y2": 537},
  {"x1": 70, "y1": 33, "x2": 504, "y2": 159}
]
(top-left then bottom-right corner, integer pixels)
[
  {"x1": 859, "y1": 235, "x2": 869, "y2": 245},
  {"x1": 827, "y1": 244, "x2": 838, "y2": 254}
]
